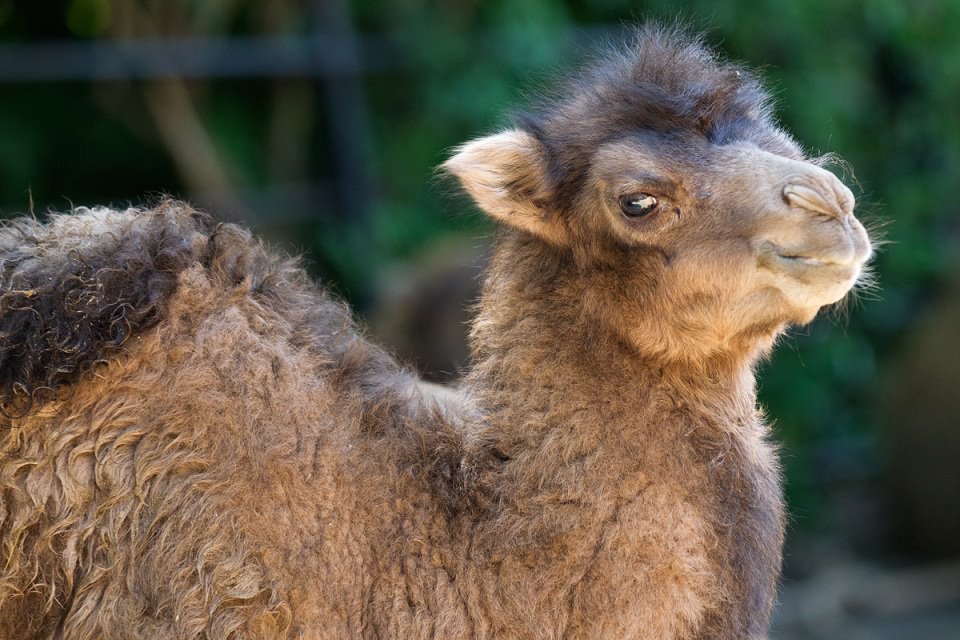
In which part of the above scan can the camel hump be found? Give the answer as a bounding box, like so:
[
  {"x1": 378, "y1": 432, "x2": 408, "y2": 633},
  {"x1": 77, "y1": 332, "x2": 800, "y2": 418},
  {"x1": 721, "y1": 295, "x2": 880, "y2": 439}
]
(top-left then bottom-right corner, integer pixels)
[{"x1": 0, "y1": 200, "x2": 215, "y2": 413}]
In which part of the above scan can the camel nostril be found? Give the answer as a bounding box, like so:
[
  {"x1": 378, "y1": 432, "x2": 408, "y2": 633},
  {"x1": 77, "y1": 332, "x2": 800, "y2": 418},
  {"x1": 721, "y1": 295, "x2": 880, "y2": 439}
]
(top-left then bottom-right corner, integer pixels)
[
  {"x1": 833, "y1": 180, "x2": 856, "y2": 217},
  {"x1": 782, "y1": 183, "x2": 849, "y2": 219}
]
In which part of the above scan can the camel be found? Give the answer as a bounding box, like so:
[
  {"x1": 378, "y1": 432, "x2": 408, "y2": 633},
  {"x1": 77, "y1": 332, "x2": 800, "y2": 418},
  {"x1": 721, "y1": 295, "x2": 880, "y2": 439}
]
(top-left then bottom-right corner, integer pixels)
[{"x1": 0, "y1": 25, "x2": 872, "y2": 639}]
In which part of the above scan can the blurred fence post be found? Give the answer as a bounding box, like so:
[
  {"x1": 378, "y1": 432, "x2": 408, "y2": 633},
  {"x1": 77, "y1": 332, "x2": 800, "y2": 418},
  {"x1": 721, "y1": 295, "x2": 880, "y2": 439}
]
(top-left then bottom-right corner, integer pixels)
[{"x1": 312, "y1": 0, "x2": 378, "y2": 222}]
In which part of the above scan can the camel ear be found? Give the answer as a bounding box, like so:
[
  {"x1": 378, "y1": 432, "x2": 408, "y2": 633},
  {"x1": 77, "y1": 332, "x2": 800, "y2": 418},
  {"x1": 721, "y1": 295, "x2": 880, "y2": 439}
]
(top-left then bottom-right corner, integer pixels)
[{"x1": 443, "y1": 129, "x2": 565, "y2": 245}]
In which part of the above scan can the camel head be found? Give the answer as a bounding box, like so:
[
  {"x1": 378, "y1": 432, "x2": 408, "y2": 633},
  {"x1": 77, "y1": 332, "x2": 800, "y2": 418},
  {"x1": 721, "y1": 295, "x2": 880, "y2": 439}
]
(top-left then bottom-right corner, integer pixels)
[{"x1": 444, "y1": 26, "x2": 872, "y2": 365}]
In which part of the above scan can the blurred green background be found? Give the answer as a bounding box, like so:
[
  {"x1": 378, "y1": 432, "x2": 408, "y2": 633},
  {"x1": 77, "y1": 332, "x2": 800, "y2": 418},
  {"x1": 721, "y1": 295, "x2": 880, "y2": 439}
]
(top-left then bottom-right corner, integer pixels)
[{"x1": 1, "y1": 1, "x2": 959, "y2": 635}]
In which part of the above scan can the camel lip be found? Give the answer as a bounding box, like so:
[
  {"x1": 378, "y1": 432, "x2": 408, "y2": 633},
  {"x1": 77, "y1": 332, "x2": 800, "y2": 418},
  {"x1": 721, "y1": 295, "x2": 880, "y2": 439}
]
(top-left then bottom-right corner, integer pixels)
[
  {"x1": 773, "y1": 253, "x2": 830, "y2": 267},
  {"x1": 758, "y1": 248, "x2": 864, "y2": 301},
  {"x1": 754, "y1": 240, "x2": 844, "y2": 270}
]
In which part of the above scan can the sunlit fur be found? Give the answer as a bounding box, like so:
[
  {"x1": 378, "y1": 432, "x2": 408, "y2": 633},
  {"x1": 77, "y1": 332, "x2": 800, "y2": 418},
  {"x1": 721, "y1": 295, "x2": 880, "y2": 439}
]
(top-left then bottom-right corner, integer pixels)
[{"x1": 0, "y1": 26, "x2": 870, "y2": 640}]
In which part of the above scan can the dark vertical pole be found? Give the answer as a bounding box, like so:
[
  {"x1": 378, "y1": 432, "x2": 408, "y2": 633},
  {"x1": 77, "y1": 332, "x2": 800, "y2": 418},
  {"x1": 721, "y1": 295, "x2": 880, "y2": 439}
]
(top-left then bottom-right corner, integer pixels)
[{"x1": 312, "y1": 0, "x2": 377, "y2": 222}]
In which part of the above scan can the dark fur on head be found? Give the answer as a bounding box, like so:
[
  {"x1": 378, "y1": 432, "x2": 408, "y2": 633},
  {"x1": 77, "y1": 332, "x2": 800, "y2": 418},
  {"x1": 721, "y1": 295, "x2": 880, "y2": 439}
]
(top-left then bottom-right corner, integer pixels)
[{"x1": 519, "y1": 24, "x2": 797, "y2": 209}]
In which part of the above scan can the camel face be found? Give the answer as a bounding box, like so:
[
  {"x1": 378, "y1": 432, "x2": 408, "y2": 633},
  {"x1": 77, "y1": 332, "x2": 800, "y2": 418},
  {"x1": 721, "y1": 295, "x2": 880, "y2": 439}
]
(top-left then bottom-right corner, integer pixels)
[
  {"x1": 447, "y1": 125, "x2": 873, "y2": 363},
  {"x1": 583, "y1": 135, "x2": 872, "y2": 353}
]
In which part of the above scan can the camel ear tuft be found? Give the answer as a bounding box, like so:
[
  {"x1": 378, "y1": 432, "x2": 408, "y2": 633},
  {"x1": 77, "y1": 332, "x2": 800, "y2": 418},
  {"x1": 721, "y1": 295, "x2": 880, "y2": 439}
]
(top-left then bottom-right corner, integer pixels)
[{"x1": 443, "y1": 129, "x2": 566, "y2": 245}]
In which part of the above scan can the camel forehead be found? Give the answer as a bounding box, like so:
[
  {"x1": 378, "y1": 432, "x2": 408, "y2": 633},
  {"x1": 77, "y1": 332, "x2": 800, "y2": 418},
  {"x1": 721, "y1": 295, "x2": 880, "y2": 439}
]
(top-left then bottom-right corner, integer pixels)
[
  {"x1": 587, "y1": 134, "x2": 799, "y2": 191},
  {"x1": 589, "y1": 135, "x2": 705, "y2": 183}
]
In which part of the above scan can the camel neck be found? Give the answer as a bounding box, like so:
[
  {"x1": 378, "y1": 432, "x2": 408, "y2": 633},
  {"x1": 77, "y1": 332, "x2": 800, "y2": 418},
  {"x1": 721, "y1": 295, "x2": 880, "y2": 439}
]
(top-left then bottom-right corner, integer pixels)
[
  {"x1": 442, "y1": 234, "x2": 781, "y2": 637},
  {"x1": 463, "y1": 233, "x2": 759, "y2": 438}
]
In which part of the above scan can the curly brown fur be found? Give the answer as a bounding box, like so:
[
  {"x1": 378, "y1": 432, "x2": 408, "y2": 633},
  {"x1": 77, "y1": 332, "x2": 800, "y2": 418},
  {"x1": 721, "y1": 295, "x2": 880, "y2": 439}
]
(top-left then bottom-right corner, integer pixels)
[
  {"x1": 0, "y1": 25, "x2": 872, "y2": 640},
  {"x1": 0, "y1": 204, "x2": 208, "y2": 415}
]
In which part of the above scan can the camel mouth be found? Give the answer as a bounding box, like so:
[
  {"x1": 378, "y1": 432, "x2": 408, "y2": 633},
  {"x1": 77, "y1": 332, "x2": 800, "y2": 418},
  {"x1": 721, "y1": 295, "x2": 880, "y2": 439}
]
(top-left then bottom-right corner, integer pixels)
[
  {"x1": 756, "y1": 240, "x2": 866, "y2": 307},
  {"x1": 755, "y1": 202, "x2": 873, "y2": 281},
  {"x1": 754, "y1": 239, "x2": 865, "y2": 310},
  {"x1": 773, "y1": 253, "x2": 832, "y2": 268},
  {"x1": 756, "y1": 241, "x2": 852, "y2": 272}
]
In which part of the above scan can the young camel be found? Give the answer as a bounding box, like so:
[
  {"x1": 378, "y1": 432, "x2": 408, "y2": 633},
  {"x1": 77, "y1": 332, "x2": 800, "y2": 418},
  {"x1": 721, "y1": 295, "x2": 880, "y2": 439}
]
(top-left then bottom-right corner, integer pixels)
[{"x1": 0, "y1": 26, "x2": 871, "y2": 640}]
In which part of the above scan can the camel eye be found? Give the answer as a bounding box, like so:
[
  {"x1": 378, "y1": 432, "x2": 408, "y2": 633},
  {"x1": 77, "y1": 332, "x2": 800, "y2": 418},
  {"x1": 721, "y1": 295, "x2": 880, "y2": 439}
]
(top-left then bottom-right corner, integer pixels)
[{"x1": 619, "y1": 193, "x2": 659, "y2": 218}]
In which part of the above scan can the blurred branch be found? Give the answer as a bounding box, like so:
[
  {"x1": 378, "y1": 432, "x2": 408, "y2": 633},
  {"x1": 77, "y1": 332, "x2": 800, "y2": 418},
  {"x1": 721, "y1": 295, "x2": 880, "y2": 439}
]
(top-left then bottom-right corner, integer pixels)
[
  {"x1": 107, "y1": 0, "x2": 246, "y2": 216},
  {"x1": 140, "y1": 78, "x2": 234, "y2": 196},
  {"x1": 0, "y1": 34, "x2": 406, "y2": 81},
  {"x1": 0, "y1": 24, "x2": 632, "y2": 83}
]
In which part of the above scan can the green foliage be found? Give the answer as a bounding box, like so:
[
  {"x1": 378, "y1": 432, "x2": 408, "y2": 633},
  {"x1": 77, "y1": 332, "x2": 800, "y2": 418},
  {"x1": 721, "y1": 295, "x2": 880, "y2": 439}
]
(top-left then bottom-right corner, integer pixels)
[{"x1": 66, "y1": 0, "x2": 112, "y2": 37}]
